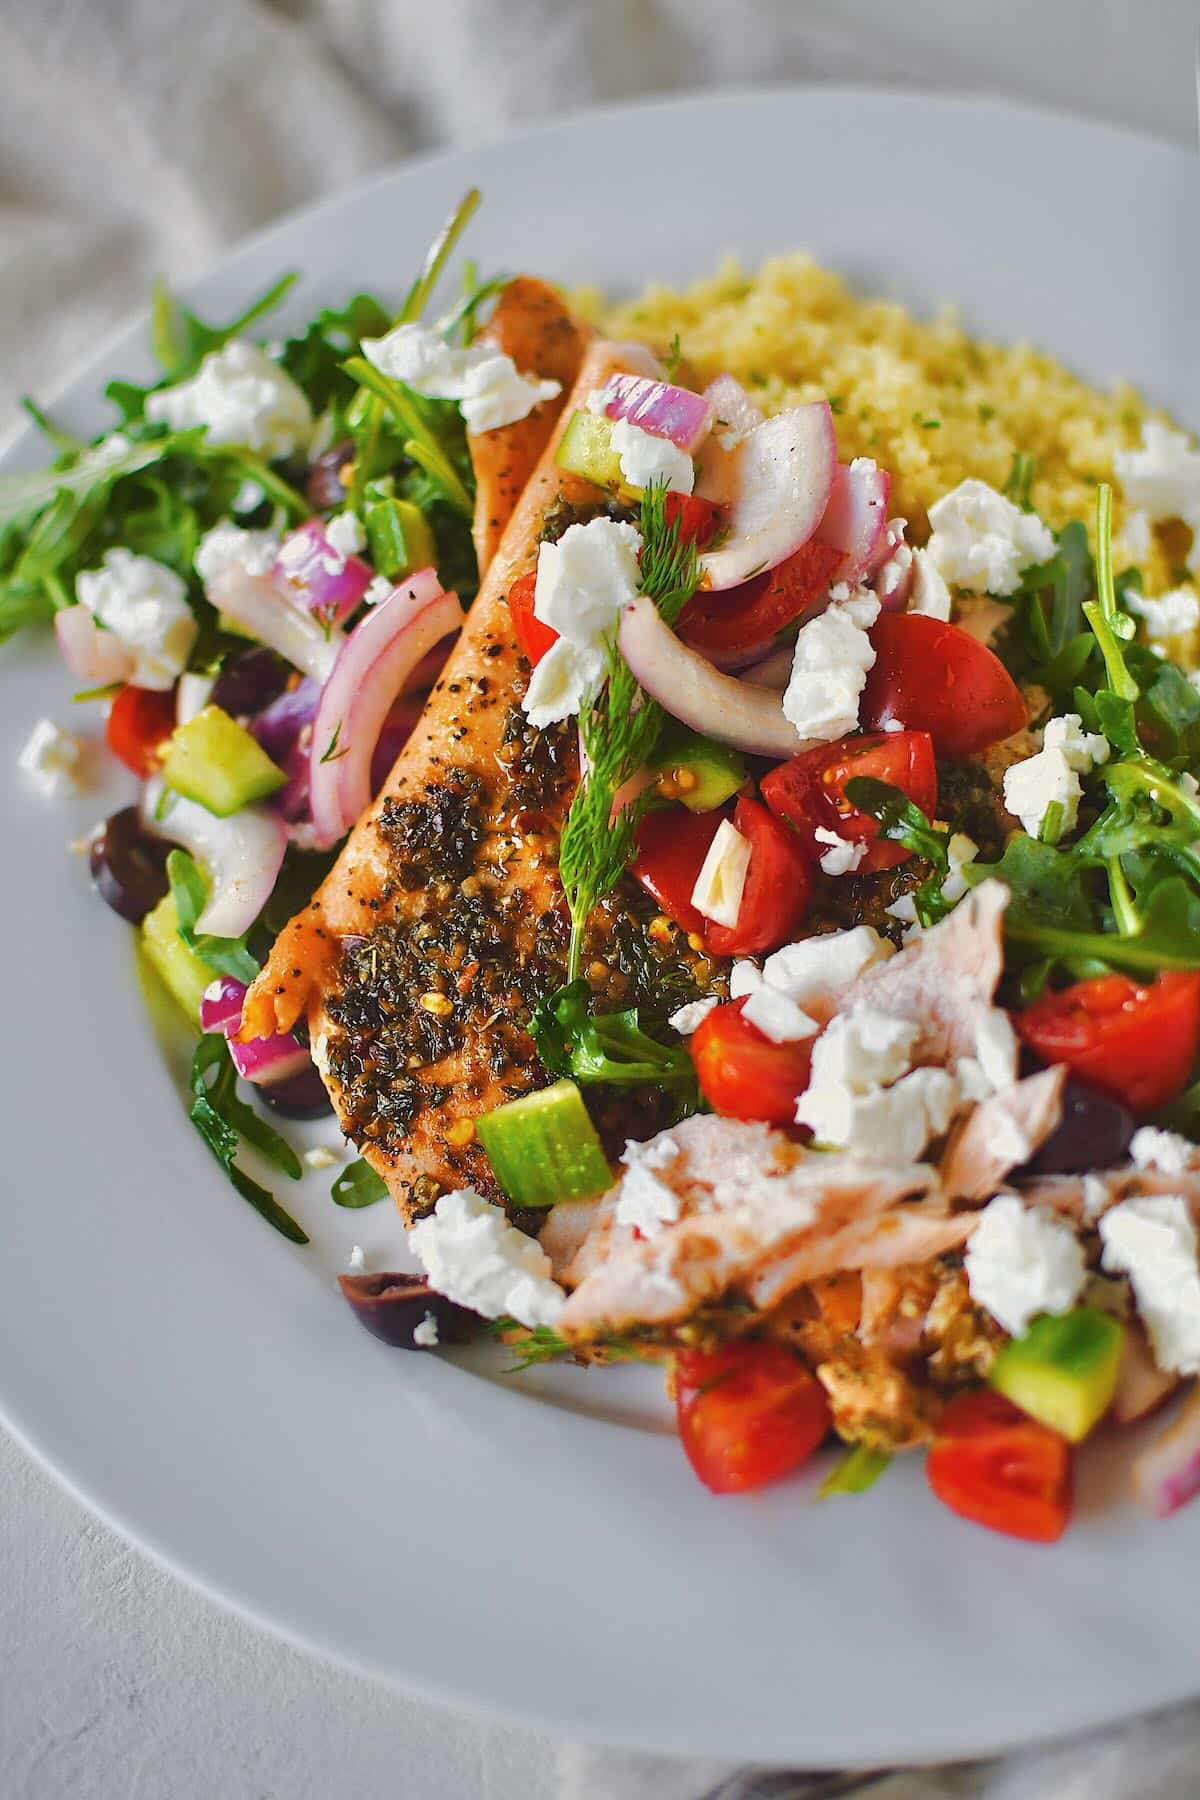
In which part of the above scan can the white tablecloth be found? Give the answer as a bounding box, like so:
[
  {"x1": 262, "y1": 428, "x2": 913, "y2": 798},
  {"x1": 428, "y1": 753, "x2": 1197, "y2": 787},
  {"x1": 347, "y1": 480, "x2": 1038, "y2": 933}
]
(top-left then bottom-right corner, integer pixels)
[{"x1": 4, "y1": 4, "x2": 1200, "y2": 1795}]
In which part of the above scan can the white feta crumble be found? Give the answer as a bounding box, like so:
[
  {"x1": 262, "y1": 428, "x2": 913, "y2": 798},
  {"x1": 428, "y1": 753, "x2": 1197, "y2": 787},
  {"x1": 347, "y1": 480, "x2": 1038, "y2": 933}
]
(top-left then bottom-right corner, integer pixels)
[
  {"x1": 324, "y1": 511, "x2": 367, "y2": 557},
  {"x1": 965, "y1": 1194, "x2": 1087, "y2": 1337},
  {"x1": 798, "y1": 1063, "x2": 959, "y2": 1161},
  {"x1": 347, "y1": 1244, "x2": 367, "y2": 1274},
  {"x1": 521, "y1": 518, "x2": 643, "y2": 728},
  {"x1": 303, "y1": 1145, "x2": 341, "y2": 1171},
  {"x1": 908, "y1": 547, "x2": 953, "y2": 620},
  {"x1": 146, "y1": 339, "x2": 313, "y2": 458},
  {"x1": 232, "y1": 478, "x2": 266, "y2": 515},
  {"x1": 1114, "y1": 421, "x2": 1200, "y2": 572},
  {"x1": 690, "y1": 820, "x2": 751, "y2": 927},
  {"x1": 806, "y1": 1007, "x2": 920, "y2": 1095},
  {"x1": 194, "y1": 520, "x2": 281, "y2": 589},
  {"x1": 614, "y1": 1135, "x2": 682, "y2": 1238},
  {"x1": 956, "y1": 1001, "x2": 1019, "y2": 1100},
  {"x1": 740, "y1": 987, "x2": 819, "y2": 1044},
  {"x1": 75, "y1": 549, "x2": 197, "y2": 690},
  {"x1": 814, "y1": 827, "x2": 868, "y2": 877},
  {"x1": 1119, "y1": 507, "x2": 1153, "y2": 564},
  {"x1": 667, "y1": 996, "x2": 720, "y2": 1037},
  {"x1": 1129, "y1": 1127, "x2": 1196, "y2": 1175},
  {"x1": 1082, "y1": 1175, "x2": 1112, "y2": 1224},
  {"x1": 873, "y1": 519, "x2": 913, "y2": 601},
  {"x1": 362, "y1": 320, "x2": 561, "y2": 434},
  {"x1": 1002, "y1": 745, "x2": 1082, "y2": 840},
  {"x1": 886, "y1": 833, "x2": 979, "y2": 926},
  {"x1": 364, "y1": 575, "x2": 394, "y2": 607},
  {"x1": 176, "y1": 671, "x2": 215, "y2": 725},
  {"x1": 925, "y1": 479, "x2": 1055, "y2": 597},
  {"x1": 737, "y1": 925, "x2": 894, "y2": 1018},
  {"x1": 1041, "y1": 713, "x2": 1110, "y2": 773},
  {"x1": 18, "y1": 718, "x2": 82, "y2": 797},
  {"x1": 413, "y1": 1312, "x2": 440, "y2": 1348},
  {"x1": 782, "y1": 593, "x2": 880, "y2": 744},
  {"x1": 1126, "y1": 585, "x2": 1200, "y2": 640},
  {"x1": 407, "y1": 1188, "x2": 565, "y2": 1329},
  {"x1": 609, "y1": 416, "x2": 694, "y2": 494},
  {"x1": 1100, "y1": 1196, "x2": 1200, "y2": 1374}
]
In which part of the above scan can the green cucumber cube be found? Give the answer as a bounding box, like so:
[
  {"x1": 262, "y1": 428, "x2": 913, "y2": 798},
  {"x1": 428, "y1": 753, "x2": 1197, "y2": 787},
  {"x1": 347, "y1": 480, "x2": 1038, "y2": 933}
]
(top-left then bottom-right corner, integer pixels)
[
  {"x1": 476, "y1": 1079, "x2": 612, "y2": 1208},
  {"x1": 554, "y1": 411, "x2": 623, "y2": 489},
  {"x1": 990, "y1": 1305, "x2": 1124, "y2": 1443},
  {"x1": 648, "y1": 724, "x2": 746, "y2": 812},
  {"x1": 161, "y1": 705, "x2": 286, "y2": 817},
  {"x1": 366, "y1": 497, "x2": 437, "y2": 581},
  {"x1": 141, "y1": 892, "x2": 211, "y2": 1023}
]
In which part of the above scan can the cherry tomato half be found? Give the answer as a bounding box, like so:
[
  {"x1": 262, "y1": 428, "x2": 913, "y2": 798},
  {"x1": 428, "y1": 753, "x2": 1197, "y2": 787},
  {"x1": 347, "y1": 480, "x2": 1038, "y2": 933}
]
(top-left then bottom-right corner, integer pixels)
[
  {"x1": 663, "y1": 491, "x2": 722, "y2": 548},
  {"x1": 678, "y1": 539, "x2": 844, "y2": 659},
  {"x1": 760, "y1": 729, "x2": 937, "y2": 874},
  {"x1": 860, "y1": 613, "x2": 1028, "y2": 757},
  {"x1": 631, "y1": 806, "x2": 728, "y2": 938},
  {"x1": 689, "y1": 997, "x2": 815, "y2": 1126},
  {"x1": 675, "y1": 1341, "x2": 832, "y2": 1494},
  {"x1": 1016, "y1": 971, "x2": 1200, "y2": 1116},
  {"x1": 507, "y1": 569, "x2": 557, "y2": 668},
  {"x1": 926, "y1": 1389, "x2": 1072, "y2": 1543},
  {"x1": 106, "y1": 684, "x2": 177, "y2": 776},
  {"x1": 704, "y1": 795, "x2": 812, "y2": 957}
]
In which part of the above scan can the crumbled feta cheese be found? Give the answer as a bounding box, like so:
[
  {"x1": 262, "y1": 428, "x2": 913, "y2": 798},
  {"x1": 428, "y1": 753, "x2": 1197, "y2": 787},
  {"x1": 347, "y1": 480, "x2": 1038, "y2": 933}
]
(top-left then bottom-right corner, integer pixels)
[
  {"x1": 782, "y1": 594, "x2": 880, "y2": 743},
  {"x1": 413, "y1": 1312, "x2": 440, "y2": 1348},
  {"x1": 908, "y1": 547, "x2": 953, "y2": 620},
  {"x1": 610, "y1": 417, "x2": 694, "y2": 495},
  {"x1": 941, "y1": 832, "x2": 980, "y2": 905},
  {"x1": 232, "y1": 478, "x2": 266, "y2": 515},
  {"x1": 884, "y1": 892, "x2": 917, "y2": 925},
  {"x1": 807, "y1": 1007, "x2": 920, "y2": 1095},
  {"x1": 324, "y1": 511, "x2": 367, "y2": 557},
  {"x1": 690, "y1": 820, "x2": 752, "y2": 927},
  {"x1": 194, "y1": 521, "x2": 281, "y2": 589},
  {"x1": 1119, "y1": 507, "x2": 1153, "y2": 564},
  {"x1": 84, "y1": 431, "x2": 134, "y2": 470},
  {"x1": 1114, "y1": 422, "x2": 1200, "y2": 572},
  {"x1": 522, "y1": 518, "x2": 643, "y2": 728},
  {"x1": 814, "y1": 827, "x2": 868, "y2": 877},
  {"x1": 798, "y1": 1064, "x2": 959, "y2": 1161},
  {"x1": 18, "y1": 718, "x2": 82, "y2": 797},
  {"x1": 926, "y1": 479, "x2": 1055, "y2": 597},
  {"x1": 362, "y1": 320, "x2": 561, "y2": 434},
  {"x1": 303, "y1": 1145, "x2": 341, "y2": 1171},
  {"x1": 966, "y1": 1194, "x2": 1087, "y2": 1336},
  {"x1": 961, "y1": 1001, "x2": 1019, "y2": 1096},
  {"x1": 146, "y1": 339, "x2": 313, "y2": 459},
  {"x1": 1126, "y1": 585, "x2": 1200, "y2": 640},
  {"x1": 347, "y1": 1244, "x2": 367, "y2": 1274},
  {"x1": 873, "y1": 518, "x2": 913, "y2": 601},
  {"x1": 176, "y1": 671, "x2": 215, "y2": 725},
  {"x1": 1041, "y1": 713, "x2": 1110, "y2": 773},
  {"x1": 1082, "y1": 1175, "x2": 1112, "y2": 1223},
  {"x1": 1129, "y1": 1127, "x2": 1197, "y2": 1175},
  {"x1": 75, "y1": 549, "x2": 196, "y2": 690},
  {"x1": 614, "y1": 1136, "x2": 682, "y2": 1238},
  {"x1": 364, "y1": 575, "x2": 393, "y2": 606},
  {"x1": 1003, "y1": 745, "x2": 1082, "y2": 840},
  {"x1": 667, "y1": 996, "x2": 720, "y2": 1037},
  {"x1": 740, "y1": 988, "x2": 819, "y2": 1044},
  {"x1": 1100, "y1": 1196, "x2": 1200, "y2": 1373},
  {"x1": 408, "y1": 1188, "x2": 565, "y2": 1329},
  {"x1": 745, "y1": 925, "x2": 894, "y2": 1018}
]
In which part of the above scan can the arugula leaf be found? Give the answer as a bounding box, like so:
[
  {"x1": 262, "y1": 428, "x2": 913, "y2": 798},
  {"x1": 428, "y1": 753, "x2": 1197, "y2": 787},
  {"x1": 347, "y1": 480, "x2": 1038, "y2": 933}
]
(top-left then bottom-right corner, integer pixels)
[
  {"x1": 189, "y1": 1034, "x2": 308, "y2": 1243},
  {"x1": 331, "y1": 1158, "x2": 388, "y2": 1209},
  {"x1": 1003, "y1": 451, "x2": 1036, "y2": 511},
  {"x1": 342, "y1": 358, "x2": 474, "y2": 516},
  {"x1": 1003, "y1": 863, "x2": 1200, "y2": 974},
  {"x1": 841, "y1": 776, "x2": 955, "y2": 924},
  {"x1": 277, "y1": 293, "x2": 390, "y2": 414},
  {"x1": 1081, "y1": 482, "x2": 1139, "y2": 703},
  {"x1": 167, "y1": 849, "x2": 260, "y2": 983},
  {"x1": 532, "y1": 978, "x2": 700, "y2": 1113},
  {"x1": 120, "y1": 271, "x2": 298, "y2": 416}
]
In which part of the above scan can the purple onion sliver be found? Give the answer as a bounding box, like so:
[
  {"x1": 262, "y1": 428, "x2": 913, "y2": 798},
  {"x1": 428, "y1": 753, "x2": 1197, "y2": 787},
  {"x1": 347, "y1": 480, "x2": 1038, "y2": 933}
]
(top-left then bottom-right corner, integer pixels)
[
  {"x1": 250, "y1": 676, "x2": 321, "y2": 759},
  {"x1": 273, "y1": 520, "x2": 372, "y2": 627},
  {"x1": 199, "y1": 975, "x2": 248, "y2": 1037}
]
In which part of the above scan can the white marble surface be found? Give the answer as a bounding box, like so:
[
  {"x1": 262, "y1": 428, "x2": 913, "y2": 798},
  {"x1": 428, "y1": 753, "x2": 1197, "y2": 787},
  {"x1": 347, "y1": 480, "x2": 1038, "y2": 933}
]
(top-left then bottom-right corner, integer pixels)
[{"x1": 3, "y1": 3, "x2": 1200, "y2": 1796}]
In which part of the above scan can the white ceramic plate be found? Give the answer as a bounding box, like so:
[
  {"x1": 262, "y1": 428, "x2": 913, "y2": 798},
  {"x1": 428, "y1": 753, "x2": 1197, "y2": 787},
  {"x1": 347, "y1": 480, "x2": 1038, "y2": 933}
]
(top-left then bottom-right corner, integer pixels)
[{"x1": 2, "y1": 89, "x2": 1199, "y2": 1769}]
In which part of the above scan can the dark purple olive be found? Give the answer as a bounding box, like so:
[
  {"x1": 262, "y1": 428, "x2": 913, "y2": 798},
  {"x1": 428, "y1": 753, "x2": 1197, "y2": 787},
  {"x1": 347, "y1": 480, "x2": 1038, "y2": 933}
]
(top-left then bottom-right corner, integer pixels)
[
  {"x1": 89, "y1": 807, "x2": 171, "y2": 923},
  {"x1": 250, "y1": 676, "x2": 320, "y2": 761},
  {"x1": 305, "y1": 440, "x2": 354, "y2": 512},
  {"x1": 258, "y1": 1065, "x2": 333, "y2": 1119},
  {"x1": 211, "y1": 647, "x2": 292, "y2": 720},
  {"x1": 338, "y1": 1272, "x2": 479, "y2": 1349},
  {"x1": 1021, "y1": 1077, "x2": 1135, "y2": 1177}
]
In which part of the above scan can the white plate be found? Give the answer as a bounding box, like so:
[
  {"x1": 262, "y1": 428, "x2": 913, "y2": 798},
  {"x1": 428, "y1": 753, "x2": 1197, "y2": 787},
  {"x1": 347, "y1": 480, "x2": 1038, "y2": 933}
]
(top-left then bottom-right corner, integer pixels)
[{"x1": 2, "y1": 88, "x2": 1198, "y2": 1769}]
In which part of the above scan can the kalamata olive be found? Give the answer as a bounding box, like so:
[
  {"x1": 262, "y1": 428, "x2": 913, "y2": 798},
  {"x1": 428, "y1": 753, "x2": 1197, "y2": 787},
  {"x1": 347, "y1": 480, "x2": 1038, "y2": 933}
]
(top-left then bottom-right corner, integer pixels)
[
  {"x1": 1021, "y1": 1077, "x2": 1135, "y2": 1177},
  {"x1": 338, "y1": 1272, "x2": 479, "y2": 1349},
  {"x1": 210, "y1": 647, "x2": 292, "y2": 720},
  {"x1": 89, "y1": 806, "x2": 171, "y2": 923},
  {"x1": 258, "y1": 1065, "x2": 333, "y2": 1119},
  {"x1": 305, "y1": 440, "x2": 354, "y2": 512}
]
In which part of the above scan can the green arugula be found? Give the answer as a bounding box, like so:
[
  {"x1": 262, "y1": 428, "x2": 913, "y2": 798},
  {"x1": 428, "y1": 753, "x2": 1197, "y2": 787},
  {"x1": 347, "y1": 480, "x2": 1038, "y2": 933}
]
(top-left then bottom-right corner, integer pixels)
[
  {"x1": 277, "y1": 293, "x2": 390, "y2": 415},
  {"x1": 189, "y1": 1034, "x2": 308, "y2": 1243},
  {"x1": 841, "y1": 776, "x2": 955, "y2": 925},
  {"x1": 331, "y1": 1158, "x2": 389, "y2": 1209},
  {"x1": 166, "y1": 850, "x2": 260, "y2": 983},
  {"x1": 531, "y1": 978, "x2": 699, "y2": 1114},
  {"x1": 1003, "y1": 450, "x2": 1037, "y2": 511}
]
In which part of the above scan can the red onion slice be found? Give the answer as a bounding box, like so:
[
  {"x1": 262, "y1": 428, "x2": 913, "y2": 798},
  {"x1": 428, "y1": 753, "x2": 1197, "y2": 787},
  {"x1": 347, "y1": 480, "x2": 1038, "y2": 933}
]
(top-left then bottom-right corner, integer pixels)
[
  {"x1": 740, "y1": 643, "x2": 795, "y2": 689},
  {"x1": 201, "y1": 975, "x2": 314, "y2": 1086},
  {"x1": 273, "y1": 520, "x2": 373, "y2": 627},
  {"x1": 212, "y1": 565, "x2": 344, "y2": 685},
  {"x1": 702, "y1": 375, "x2": 765, "y2": 443},
  {"x1": 814, "y1": 462, "x2": 891, "y2": 586},
  {"x1": 1134, "y1": 1383, "x2": 1200, "y2": 1518},
  {"x1": 591, "y1": 374, "x2": 714, "y2": 453},
  {"x1": 141, "y1": 775, "x2": 287, "y2": 938},
  {"x1": 55, "y1": 606, "x2": 134, "y2": 686},
  {"x1": 617, "y1": 596, "x2": 801, "y2": 758},
  {"x1": 696, "y1": 402, "x2": 837, "y2": 591},
  {"x1": 308, "y1": 571, "x2": 463, "y2": 847}
]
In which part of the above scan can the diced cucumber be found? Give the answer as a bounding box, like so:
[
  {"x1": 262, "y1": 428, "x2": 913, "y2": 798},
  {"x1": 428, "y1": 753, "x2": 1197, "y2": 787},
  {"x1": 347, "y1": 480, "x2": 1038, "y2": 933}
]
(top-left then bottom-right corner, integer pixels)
[
  {"x1": 990, "y1": 1305, "x2": 1125, "y2": 1443},
  {"x1": 648, "y1": 724, "x2": 746, "y2": 813},
  {"x1": 141, "y1": 892, "x2": 210, "y2": 1023},
  {"x1": 161, "y1": 705, "x2": 286, "y2": 817},
  {"x1": 476, "y1": 1079, "x2": 612, "y2": 1208},
  {"x1": 555, "y1": 411, "x2": 623, "y2": 489},
  {"x1": 366, "y1": 497, "x2": 436, "y2": 581}
]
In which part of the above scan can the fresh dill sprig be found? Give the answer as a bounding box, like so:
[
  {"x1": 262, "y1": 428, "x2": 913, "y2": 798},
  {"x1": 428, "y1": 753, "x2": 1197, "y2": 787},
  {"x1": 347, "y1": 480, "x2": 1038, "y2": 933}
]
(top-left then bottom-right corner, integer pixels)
[
  {"x1": 557, "y1": 482, "x2": 701, "y2": 978},
  {"x1": 662, "y1": 332, "x2": 683, "y2": 381},
  {"x1": 488, "y1": 1319, "x2": 651, "y2": 1371}
]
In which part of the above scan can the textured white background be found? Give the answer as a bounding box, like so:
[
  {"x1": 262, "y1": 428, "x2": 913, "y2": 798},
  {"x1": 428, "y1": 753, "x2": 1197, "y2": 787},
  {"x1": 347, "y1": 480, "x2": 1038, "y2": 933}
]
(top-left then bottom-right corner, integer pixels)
[{"x1": 3, "y1": 3, "x2": 1200, "y2": 1796}]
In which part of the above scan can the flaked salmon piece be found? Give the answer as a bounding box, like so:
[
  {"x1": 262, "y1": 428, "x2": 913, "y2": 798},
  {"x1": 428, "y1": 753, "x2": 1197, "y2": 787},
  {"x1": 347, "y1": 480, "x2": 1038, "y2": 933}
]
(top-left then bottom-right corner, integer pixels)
[
  {"x1": 467, "y1": 278, "x2": 591, "y2": 577},
  {"x1": 745, "y1": 1202, "x2": 974, "y2": 1312},
  {"x1": 1018, "y1": 1166, "x2": 1200, "y2": 1222},
  {"x1": 539, "y1": 1192, "x2": 615, "y2": 1282},
  {"x1": 852, "y1": 878, "x2": 1009, "y2": 1065},
  {"x1": 244, "y1": 334, "x2": 664, "y2": 1222},
  {"x1": 939, "y1": 1065, "x2": 1065, "y2": 1201}
]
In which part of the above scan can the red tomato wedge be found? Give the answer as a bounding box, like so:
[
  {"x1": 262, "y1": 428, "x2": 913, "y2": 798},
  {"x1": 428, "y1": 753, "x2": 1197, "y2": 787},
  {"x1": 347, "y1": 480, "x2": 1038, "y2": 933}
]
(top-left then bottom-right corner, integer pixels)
[
  {"x1": 664, "y1": 491, "x2": 722, "y2": 548},
  {"x1": 507, "y1": 569, "x2": 557, "y2": 668},
  {"x1": 703, "y1": 796, "x2": 812, "y2": 956},
  {"x1": 106, "y1": 684, "x2": 177, "y2": 776},
  {"x1": 675, "y1": 1341, "x2": 832, "y2": 1494},
  {"x1": 678, "y1": 539, "x2": 844, "y2": 658},
  {"x1": 1016, "y1": 971, "x2": 1200, "y2": 1115},
  {"x1": 632, "y1": 807, "x2": 728, "y2": 937},
  {"x1": 927, "y1": 1390, "x2": 1072, "y2": 1543},
  {"x1": 861, "y1": 613, "x2": 1028, "y2": 757},
  {"x1": 689, "y1": 997, "x2": 815, "y2": 1126},
  {"x1": 760, "y1": 730, "x2": 937, "y2": 874}
]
